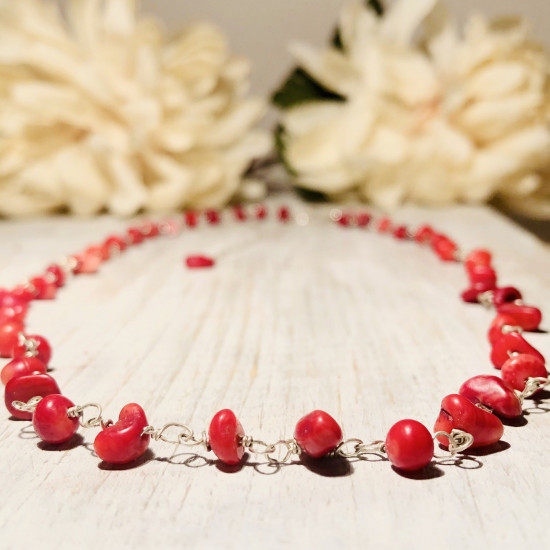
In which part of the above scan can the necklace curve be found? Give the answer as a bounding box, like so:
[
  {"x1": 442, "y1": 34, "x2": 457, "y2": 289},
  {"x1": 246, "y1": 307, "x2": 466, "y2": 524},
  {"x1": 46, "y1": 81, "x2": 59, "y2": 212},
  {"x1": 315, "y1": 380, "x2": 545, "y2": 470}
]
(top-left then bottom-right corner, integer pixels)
[{"x1": 0, "y1": 204, "x2": 547, "y2": 473}]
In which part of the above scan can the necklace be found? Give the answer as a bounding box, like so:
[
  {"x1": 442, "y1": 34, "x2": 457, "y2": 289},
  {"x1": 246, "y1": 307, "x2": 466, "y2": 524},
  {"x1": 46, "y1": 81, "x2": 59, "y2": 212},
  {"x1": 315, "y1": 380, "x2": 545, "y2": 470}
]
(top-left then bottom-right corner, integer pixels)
[{"x1": 0, "y1": 204, "x2": 547, "y2": 473}]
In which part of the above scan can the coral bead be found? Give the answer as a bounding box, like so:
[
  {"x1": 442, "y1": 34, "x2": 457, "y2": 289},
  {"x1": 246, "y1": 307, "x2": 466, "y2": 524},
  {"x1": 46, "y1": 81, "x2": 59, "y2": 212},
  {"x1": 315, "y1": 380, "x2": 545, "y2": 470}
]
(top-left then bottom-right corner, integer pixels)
[
  {"x1": 434, "y1": 394, "x2": 503, "y2": 448},
  {"x1": 0, "y1": 302, "x2": 28, "y2": 325},
  {"x1": 497, "y1": 303, "x2": 542, "y2": 332},
  {"x1": 356, "y1": 212, "x2": 371, "y2": 228},
  {"x1": 501, "y1": 354, "x2": 548, "y2": 392},
  {"x1": 468, "y1": 264, "x2": 497, "y2": 288},
  {"x1": 126, "y1": 227, "x2": 144, "y2": 245},
  {"x1": 184, "y1": 211, "x2": 198, "y2": 227},
  {"x1": 294, "y1": 410, "x2": 343, "y2": 458},
  {"x1": 205, "y1": 209, "x2": 221, "y2": 224},
  {"x1": 4, "y1": 374, "x2": 61, "y2": 420},
  {"x1": 459, "y1": 375, "x2": 522, "y2": 418},
  {"x1": 186, "y1": 255, "x2": 215, "y2": 269},
  {"x1": 0, "y1": 321, "x2": 24, "y2": 358},
  {"x1": 488, "y1": 313, "x2": 522, "y2": 346},
  {"x1": 10, "y1": 285, "x2": 35, "y2": 302},
  {"x1": 103, "y1": 235, "x2": 127, "y2": 254},
  {"x1": 278, "y1": 206, "x2": 290, "y2": 222},
  {"x1": 72, "y1": 251, "x2": 102, "y2": 274},
  {"x1": 208, "y1": 409, "x2": 246, "y2": 465},
  {"x1": 29, "y1": 276, "x2": 57, "y2": 300},
  {"x1": 254, "y1": 205, "x2": 267, "y2": 220},
  {"x1": 1, "y1": 357, "x2": 47, "y2": 385},
  {"x1": 461, "y1": 281, "x2": 495, "y2": 303},
  {"x1": 33, "y1": 395, "x2": 79, "y2": 444},
  {"x1": 492, "y1": 287, "x2": 522, "y2": 307},
  {"x1": 432, "y1": 235, "x2": 458, "y2": 261},
  {"x1": 465, "y1": 249, "x2": 492, "y2": 272},
  {"x1": 12, "y1": 335, "x2": 52, "y2": 365},
  {"x1": 45, "y1": 264, "x2": 66, "y2": 288},
  {"x1": 385, "y1": 419, "x2": 434, "y2": 471},
  {"x1": 414, "y1": 225, "x2": 434, "y2": 243},
  {"x1": 490, "y1": 332, "x2": 545, "y2": 369},
  {"x1": 93, "y1": 403, "x2": 150, "y2": 464}
]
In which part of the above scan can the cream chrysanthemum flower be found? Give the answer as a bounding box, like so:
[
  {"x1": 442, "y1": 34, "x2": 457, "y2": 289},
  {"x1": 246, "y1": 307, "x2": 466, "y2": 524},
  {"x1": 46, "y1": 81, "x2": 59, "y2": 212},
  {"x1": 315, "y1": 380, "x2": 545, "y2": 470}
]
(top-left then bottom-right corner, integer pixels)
[
  {"x1": 0, "y1": 0, "x2": 270, "y2": 216},
  {"x1": 278, "y1": 0, "x2": 550, "y2": 218}
]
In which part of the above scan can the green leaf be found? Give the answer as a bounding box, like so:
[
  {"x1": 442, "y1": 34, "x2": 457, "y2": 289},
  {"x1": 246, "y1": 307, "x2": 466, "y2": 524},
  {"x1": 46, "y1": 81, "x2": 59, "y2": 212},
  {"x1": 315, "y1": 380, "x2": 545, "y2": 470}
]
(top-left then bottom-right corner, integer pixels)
[
  {"x1": 368, "y1": 0, "x2": 384, "y2": 17},
  {"x1": 274, "y1": 124, "x2": 295, "y2": 175},
  {"x1": 272, "y1": 68, "x2": 345, "y2": 109}
]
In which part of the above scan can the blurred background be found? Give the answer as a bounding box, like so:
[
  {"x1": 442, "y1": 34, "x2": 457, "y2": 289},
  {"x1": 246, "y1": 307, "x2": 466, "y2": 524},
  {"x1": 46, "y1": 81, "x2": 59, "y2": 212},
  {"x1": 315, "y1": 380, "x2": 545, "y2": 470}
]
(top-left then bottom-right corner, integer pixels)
[{"x1": 139, "y1": 0, "x2": 550, "y2": 97}]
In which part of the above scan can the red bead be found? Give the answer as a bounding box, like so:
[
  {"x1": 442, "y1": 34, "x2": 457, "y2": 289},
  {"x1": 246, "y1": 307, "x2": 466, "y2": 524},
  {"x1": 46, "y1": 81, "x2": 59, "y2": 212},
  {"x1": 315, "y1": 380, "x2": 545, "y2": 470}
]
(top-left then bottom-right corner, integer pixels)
[
  {"x1": 140, "y1": 222, "x2": 159, "y2": 238},
  {"x1": 93, "y1": 403, "x2": 150, "y2": 464},
  {"x1": 377, "y1": 217, "x2": 391, "y2": 233},
  {"x1": 12, "y1": 334, "x2": 52, "y2": 365},
  {"x1": 497, "y1": 303, "x2": 542, "y2": 332},
  {"x1": 208, "y1": 409, "x2": 245, "y2": 465},
  {"x1": 465, "y1": 249, "x2": 492, "y2": 272},
  {"x1": 393, "y1": 225, "x2": 408, "y2": 240},
  {"x1": 185, "y1": 255, "x2": 215, "y2": 269},
  {"x1": 233, "y1": 206, "x2": 246, "y2": 221},
  {"x1": 278, "y1": 206, "x2": 290, "y2": 222},
  {"x1": 0, "y1": 321, "x2": 24, "y2": 358},
  {"x1": 0, "y1": 302, "x2": 28, "y2": 325},
  {"x1": 490, "y1": 332, "x2": 544, "y2": 369},
  {"x1": 492, "y1": 287, "x2": 522, "y2": 306},
  {"x1": 4, "y1": 373, "x2": 60, "y2": 420},
  {"x1": 184, "y1": 211, "x2": 198, "y2": 227},
  {"x1": 294, "y1": 410, "x2": 342, "y2": 458},
  {"x1": 205, "y1": 209, "x2": 221, "y2": 224},
  {"x1": 460, "y1": 281, "x2": 495, "y2": 303},
  {"x1": 103, "y1": 235, "x2": 127, "y2": 254},
  {"x1": 356, "y1": 212, "x2": 371, "y2": 227},
  {"x1": 72, "y1": 251, "x2": 102, "y2": 275},
  {"x1": 337, "y1": 213, "x2": 351, "y2": 227},
  {"x1": 414, "y1": 225, "x2": 434, "y2": 243},
  {"x1": 46, "y1": 265, "x2": 66, "y2": 288},
  {"x1": 459, "y1": 375, "x2": 522, "y2": 418},
  {"x1": 385, "y1": 419, "x2": 433, "y2": 471},
  {"x1": 33, "y1": 395, "x2": 79, "y2": 444},
  {"x1": 29, "y1": 276, "x2": 56, "y2": 300},
  {"x1": 501, "y1": 354, "x2": 548, "y2": 392},
  {"x1": 468, "y1": 264, "x2": 497, "y2": 288},
  {"x1": 434, "y1": 394, "x2": 503, "y2": 448},
  {"x1": 254, "y1": 205, "x2": 267, "y2": 220},
  {"x1": 1, "y1": 357, "x2": 47, "y2": 385},
  {"x1": 127, "y1": 227, "x2": 144, "y2": 244},
  {"x1": 488, "y1": 313, "x2": 521, "y2": 346},
  {"x1": 432, "y1": 235, "x2": 458, "y2": 262},
  {"x1": 9, "y1": 285, "x2": 35, "y2": 302}
]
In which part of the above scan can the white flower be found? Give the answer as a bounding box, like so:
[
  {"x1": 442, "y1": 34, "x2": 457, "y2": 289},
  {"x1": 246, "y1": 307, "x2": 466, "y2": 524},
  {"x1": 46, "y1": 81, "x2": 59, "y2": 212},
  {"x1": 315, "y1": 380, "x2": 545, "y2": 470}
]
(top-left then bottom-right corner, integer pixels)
[
  {"x1": 0, "y1": 0, "x2": 270, "y2": 216},
  {"x1": 279, "y1": 0, "x2": 550, "y2": 218}
]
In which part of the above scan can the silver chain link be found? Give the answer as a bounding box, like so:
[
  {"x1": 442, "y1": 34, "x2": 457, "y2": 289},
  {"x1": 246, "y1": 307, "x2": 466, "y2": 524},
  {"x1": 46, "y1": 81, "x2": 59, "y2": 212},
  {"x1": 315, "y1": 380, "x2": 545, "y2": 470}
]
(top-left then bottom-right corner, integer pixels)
[
  {"x1": 141, "y1": 423, "x2": 211, "y2": 452},
  {"x1": 11, "y1": 395, "x2": 43, "y2": 413},
  {"x1": 241, "y1": 436, "x2": 301, "y2": 464},
  {"x1": 67, "y1": 403, "x2": 111, "y2": 429},
  {"x1": 433, "y1": 429, "x2": 474, "y2": 456},
  {"x1": 333, "y1": 438, "x2": 386, "y2": 459}
]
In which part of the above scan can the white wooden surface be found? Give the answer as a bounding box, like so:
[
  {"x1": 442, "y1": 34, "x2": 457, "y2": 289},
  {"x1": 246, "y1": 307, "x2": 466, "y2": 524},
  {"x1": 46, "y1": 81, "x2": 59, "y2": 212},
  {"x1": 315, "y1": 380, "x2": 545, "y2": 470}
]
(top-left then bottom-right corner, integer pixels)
[{"x1": 0, "y1": 196, "x2": 549, "y2": 550}]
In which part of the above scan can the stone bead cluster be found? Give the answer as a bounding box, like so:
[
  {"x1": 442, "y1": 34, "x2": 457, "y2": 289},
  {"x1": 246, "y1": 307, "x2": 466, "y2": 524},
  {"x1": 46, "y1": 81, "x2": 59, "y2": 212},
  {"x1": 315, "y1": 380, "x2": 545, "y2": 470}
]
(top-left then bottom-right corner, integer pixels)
[{"x1": 1, "y1": 205, "x2": 547, "y2": 474}]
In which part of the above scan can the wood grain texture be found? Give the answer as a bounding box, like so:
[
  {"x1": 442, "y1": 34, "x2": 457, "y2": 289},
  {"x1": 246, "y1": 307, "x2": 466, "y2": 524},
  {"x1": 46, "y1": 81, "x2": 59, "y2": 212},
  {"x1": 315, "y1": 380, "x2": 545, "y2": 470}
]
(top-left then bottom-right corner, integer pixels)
[{"x1": 0, "y1": 197, "x2": 549, "y2": 550}]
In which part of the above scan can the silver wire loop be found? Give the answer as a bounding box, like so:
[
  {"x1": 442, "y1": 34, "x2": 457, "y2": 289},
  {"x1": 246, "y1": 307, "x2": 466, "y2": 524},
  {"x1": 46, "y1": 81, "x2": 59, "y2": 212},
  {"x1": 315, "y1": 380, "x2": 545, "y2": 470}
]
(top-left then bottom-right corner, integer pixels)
[
  {"x1": 142, "y1": 423, "x2": 210, "y2": 452},
  {"x1": 433, "y1": 429, "x2": 474, "y2": 456},
  {"x1": 519, "y1": 377, "x2": 549, "y2": 401},
  {"x1": 67, "y1": 403, "x2": 107, "y2": 429},
  {"x1": 477, "y1": 291, "x2": 495, "y2": 309},
  {"x1": 334, "y1": 438, "x2": 386, "y2": 458},
  {"x1": 11, "y1": 395, "x2": 43, "y2": 413},
  {"x1": 17, "y1": 333, "x2": 39, "y2": 358},
  {"x1": 241, "y1": 436, "x2": 300, "y2": 464},
  {"x1": 501, "y1": 324, "x2": 523, "y2": 335}
]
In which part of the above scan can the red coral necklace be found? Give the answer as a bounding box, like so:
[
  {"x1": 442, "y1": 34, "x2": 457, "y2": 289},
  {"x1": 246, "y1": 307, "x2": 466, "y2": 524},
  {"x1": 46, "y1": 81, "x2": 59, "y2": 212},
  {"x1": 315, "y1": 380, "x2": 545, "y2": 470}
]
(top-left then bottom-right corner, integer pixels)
[{"x1": 0, "y1": 204, "x2": 547, "y2": 472}]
